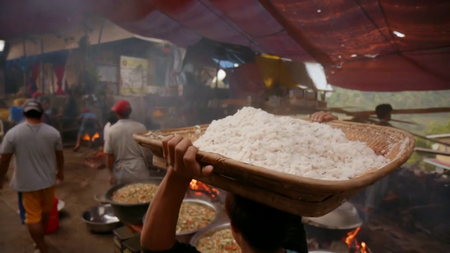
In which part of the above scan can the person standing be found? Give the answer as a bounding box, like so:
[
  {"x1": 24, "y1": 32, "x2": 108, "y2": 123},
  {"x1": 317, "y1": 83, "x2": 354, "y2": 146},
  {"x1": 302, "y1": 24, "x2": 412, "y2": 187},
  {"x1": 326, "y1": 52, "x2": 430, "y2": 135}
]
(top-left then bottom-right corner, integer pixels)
[
  {"x1": 104, "y1": 100, "x2": 152, "y2": 185},
  {"x1": 0, "y1": 99, "x2": 64, "y2": 253},
  {"x1": 73, "y1": 109, "x2": 99, "y2": 151},
  {"x1": 39, "y1": 96, "x2": 53, "y2": 125},
  {"x1": 375, "y1": 104, "x2": 393, "y2": 127},
  {"x1": 103, "y1": 110, "x2": 118, "y2": 143}
]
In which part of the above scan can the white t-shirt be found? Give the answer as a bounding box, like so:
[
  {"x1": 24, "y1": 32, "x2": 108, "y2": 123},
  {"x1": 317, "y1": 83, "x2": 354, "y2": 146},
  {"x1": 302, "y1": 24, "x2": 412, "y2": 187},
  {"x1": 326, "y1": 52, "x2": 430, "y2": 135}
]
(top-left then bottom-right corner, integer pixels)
[
  {"x1": 104, "y1": 119, "x2": 151, "y2": 184},
  {"x1": 1, "y1": 122, "x2": 63, "y2": 192},
  {"x1": 103, "y1": 122, "x2": 112, "y2": 142}
]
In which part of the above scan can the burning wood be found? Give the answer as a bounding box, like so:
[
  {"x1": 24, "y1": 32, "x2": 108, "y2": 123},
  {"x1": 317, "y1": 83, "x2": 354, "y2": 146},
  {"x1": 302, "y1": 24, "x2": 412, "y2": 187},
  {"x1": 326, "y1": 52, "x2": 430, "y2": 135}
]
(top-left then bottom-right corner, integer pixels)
[
  {"x1": 344, "y1": 227, "x2": 370, "y2": 253},
  {"x1": 188, "y1": 179, "x2": 220, "y2": 201}
]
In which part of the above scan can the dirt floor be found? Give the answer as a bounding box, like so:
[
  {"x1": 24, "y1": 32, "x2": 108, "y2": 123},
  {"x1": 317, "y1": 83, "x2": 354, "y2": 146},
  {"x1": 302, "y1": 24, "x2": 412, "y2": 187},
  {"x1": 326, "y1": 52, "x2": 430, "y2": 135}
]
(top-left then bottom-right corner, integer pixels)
[
  {"x1": 0, "y1": 148, "x2": 114, "y2": 253},
  {"x1": 2, "y1": 147, "x2": 449, "y2": 253}
]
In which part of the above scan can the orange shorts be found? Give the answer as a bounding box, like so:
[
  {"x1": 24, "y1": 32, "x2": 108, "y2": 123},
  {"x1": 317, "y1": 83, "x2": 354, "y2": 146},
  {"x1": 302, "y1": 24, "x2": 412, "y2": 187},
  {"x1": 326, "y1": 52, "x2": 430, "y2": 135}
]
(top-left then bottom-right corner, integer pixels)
[{"x1": 18, "y1": 186, "x2": 55, "y2": 224}]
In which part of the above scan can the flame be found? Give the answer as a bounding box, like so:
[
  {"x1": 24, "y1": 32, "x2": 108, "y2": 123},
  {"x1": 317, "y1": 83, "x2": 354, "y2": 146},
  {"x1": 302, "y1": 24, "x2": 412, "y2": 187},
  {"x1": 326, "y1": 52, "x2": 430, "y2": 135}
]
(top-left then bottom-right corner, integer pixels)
[
  {"x1": 82, "y1": 132, "x2": 101, "y2": 142},
  {"x1": 344, "y1": 227, "x2": 368, "y2": 253},
  {"x1": 345, "y1": 227, "x2": 360, "y2": 247},
  {"x1": 361, "y1": 242, "x2": 367, "y2": 253},
  {"x1": 189, "y1": 179, "x2": 220, "y2": 198}
]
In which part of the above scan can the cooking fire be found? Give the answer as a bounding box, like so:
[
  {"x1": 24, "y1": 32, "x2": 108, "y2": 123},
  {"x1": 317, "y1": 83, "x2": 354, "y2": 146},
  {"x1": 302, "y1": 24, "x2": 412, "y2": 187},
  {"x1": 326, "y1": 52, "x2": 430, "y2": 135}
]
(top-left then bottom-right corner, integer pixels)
[
  {"x1": 82, "y1": 132, "x2": 101, "y2": 142},
  {"x1": 187, "y1": 179, "x2": 221, "y2": 202},
  {"x1": 344, "y1": 227, "x2": 370, "y2": 253},
  {"x1": 307, "y1": 227, "x2": 371, "y2": 253}
]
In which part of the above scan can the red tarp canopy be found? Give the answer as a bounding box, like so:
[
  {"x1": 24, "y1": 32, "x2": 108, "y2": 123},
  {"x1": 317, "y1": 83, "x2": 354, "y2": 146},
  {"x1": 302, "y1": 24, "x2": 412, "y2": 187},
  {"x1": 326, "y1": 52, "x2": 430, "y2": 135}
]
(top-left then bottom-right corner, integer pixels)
[{"x1": 1, "y1": 0, "x2": 449, "y2": 92}]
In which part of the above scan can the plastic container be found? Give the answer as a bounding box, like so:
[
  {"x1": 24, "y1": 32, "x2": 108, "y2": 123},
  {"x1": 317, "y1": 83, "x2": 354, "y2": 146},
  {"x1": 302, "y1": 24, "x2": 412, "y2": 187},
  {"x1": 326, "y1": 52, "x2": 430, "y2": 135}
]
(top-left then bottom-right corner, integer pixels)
[
  {"x1": 45, "y1": 198, "x2": 59, "y2": 234},
  {"x1": 9, "y1": 107, "x2": 23, "y2": 123}
]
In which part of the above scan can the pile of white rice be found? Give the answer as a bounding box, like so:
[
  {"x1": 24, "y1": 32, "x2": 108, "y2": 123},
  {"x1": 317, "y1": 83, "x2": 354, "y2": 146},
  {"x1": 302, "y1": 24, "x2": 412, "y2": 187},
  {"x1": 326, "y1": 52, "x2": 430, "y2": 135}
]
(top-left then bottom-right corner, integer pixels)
[{"x1": 194, "y1": 107, "x2": 389, "y2": 180}]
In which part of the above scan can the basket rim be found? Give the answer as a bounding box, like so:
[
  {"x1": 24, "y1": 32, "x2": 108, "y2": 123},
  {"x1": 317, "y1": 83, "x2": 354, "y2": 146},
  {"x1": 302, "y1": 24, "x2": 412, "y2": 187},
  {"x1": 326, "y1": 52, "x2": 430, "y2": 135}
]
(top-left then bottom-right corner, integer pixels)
[{"x1": 133, "y1": 120, "x2": 415, "y2": 192}]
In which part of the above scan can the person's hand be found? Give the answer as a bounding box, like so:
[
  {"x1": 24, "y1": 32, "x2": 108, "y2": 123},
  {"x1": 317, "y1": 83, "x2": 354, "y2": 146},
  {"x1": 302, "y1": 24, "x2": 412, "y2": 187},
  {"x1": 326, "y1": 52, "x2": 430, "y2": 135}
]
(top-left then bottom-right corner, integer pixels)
[
  {"x1": 56, "y1": 171, "x2": 64, "y2": 183},
  {"x1": 162, "y1": 135, "x2": 213, "y2": 179},
  {"x1": 109, "y1": 174, "x2": 117, "y2": 185},
  {"x1": 311, "y1": 111, "x2": 338, "y2": 123}
]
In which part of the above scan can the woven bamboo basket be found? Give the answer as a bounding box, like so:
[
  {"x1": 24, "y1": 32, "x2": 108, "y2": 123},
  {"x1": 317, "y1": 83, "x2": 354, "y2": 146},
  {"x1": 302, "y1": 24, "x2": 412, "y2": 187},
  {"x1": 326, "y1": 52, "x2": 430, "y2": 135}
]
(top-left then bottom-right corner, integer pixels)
[{"x1": 133, "y1": 121, "x2": 415, "y2": 217}]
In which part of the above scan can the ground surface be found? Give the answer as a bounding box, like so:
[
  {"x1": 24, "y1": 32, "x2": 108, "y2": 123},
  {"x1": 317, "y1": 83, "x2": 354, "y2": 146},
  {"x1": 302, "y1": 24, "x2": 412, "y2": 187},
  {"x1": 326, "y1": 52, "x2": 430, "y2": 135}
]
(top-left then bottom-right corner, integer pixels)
[
  {"x1": 0, "y1": 148, "x2": 114, "y2": 253},
  {"x1": 1, "y1": 148, "x2": 449, "y2": 253}
]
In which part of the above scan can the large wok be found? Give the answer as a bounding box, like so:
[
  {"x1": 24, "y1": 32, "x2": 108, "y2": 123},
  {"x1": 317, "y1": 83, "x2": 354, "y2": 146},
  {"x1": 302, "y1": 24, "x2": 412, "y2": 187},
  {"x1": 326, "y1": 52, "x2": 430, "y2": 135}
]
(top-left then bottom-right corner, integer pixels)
[
  {"x1": 303, "y1": 202, "x2": 365, "y2": 240},
  {"x1": 143, "y1": 198, "x2": 220, "y2": 243},
  {"x1": 104, "y1": 178, "x2": 163, "y2": 225}
]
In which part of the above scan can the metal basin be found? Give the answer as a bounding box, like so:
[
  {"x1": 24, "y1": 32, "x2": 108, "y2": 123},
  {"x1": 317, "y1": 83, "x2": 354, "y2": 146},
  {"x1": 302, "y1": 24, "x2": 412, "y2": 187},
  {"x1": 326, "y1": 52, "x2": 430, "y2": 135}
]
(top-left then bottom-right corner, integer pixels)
[
  {"x1": 143, "y1": 198, "x2": 220, "y2": 243},
  {"x1": 190, "y1": 222, "x2": 231, "y2": 247},
  {"x1": 303, "y1": 202, "x2": 365, "y2": 240},
  {"x1": 82, "y1": 204, "x2": 122, "y2": 233}
]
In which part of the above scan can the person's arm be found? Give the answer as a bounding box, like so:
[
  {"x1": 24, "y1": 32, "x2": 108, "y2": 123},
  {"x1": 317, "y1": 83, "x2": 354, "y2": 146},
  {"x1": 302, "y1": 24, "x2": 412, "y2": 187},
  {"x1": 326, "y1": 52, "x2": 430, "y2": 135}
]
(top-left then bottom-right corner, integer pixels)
[
  {"x1": 0, "y1": 132, "x2": 14, "y2": 189},
  {"x1": 104, "y1": 133, "x2": 116, "y2": 185},
  {"x1": 55, "y1": 134, "x2": 64, "y2": 182},
  {"x1": 55, "y1": 151, "x2": 64, "y2": 182},
  {"x1": 311, "y1": 111, "x2": 338, "y2": 123},
  {"x1": 141, "y1": 135, "x2": 213, "y2": 251},
  {"x1": 0, "y1": 153, "x2": 13, "y2": 189},
  {"x1": 107, "y1": 154, "x2": 115, "y2": 185}
]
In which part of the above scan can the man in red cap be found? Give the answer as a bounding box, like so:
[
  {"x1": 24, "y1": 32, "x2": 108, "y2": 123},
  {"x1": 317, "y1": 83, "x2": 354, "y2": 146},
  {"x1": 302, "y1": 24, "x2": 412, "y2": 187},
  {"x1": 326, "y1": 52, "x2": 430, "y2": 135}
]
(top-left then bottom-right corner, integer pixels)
[{"x1": 104, "y1": 100, "x2": 152, "y2": 185}]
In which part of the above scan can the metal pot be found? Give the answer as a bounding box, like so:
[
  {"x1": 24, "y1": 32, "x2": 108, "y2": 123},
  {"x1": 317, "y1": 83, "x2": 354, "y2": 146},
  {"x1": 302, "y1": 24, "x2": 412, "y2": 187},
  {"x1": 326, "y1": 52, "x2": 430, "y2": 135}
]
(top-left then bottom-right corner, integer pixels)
[
  {"x1": 82, "y1": 204, "x2": 122, "y2": 233},
  {"x1": 104, "y1": 178, "x2": 163, "y2": 225},
  {"x1": 143, "y1": 198, "x2": 220, "y2": 243},
  {"x1": 190, "y1": 222, "x2": 231, "y2": 247},
  {"x1": 303, "y1": 202, "x2": 365, "y2": 239}
]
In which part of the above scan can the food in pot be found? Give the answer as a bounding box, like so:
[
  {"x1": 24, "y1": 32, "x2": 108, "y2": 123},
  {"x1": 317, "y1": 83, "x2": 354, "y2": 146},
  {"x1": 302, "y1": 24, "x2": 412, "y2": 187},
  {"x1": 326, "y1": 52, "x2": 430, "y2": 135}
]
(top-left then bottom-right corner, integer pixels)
[
  {"x1": 112, "y1": 183, "x2": 159, "y2": 204},
  {"x1": 176, "y1": 202, "x2": 216, "y2": 233},
  {"x1": 197, "y1": 228, "x2": 241, "y2": 252}
]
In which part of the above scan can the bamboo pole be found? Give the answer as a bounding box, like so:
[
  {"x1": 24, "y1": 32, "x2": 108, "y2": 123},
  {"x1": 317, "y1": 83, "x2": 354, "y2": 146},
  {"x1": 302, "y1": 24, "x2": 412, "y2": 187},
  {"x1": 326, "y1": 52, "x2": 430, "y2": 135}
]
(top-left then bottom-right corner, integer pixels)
[
  {"x1": 406, "y1": 131, "x2": 450, "y2": 148},
  {"x1": 40, "y1": 39, "x2": 44, "y2": 92},
  {"x1": 22, "y1": 39, "x2": 27, "y2": 89},
  {"x1": 414, "y1": 147, "x2": 450, "y2": 156},
  {"x1": 349, "y1": 107, "x2": 450, "y2": 116}
]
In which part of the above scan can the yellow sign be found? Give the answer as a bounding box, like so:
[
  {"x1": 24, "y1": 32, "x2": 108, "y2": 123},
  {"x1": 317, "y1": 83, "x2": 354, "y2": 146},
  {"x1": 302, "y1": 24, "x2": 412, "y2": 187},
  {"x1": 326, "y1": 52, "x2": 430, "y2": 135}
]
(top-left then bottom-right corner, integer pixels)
[{"x1": 120, "y1": 56, "x2": 149, "y2": 96}]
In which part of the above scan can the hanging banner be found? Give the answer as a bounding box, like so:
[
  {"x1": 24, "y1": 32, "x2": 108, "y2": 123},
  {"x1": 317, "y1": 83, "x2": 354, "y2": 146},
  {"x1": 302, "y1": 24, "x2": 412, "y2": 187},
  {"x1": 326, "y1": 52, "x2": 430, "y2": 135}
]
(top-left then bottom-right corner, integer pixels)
[{"x1": 120, "y1": 56, "x2": 149, "y2": 96}]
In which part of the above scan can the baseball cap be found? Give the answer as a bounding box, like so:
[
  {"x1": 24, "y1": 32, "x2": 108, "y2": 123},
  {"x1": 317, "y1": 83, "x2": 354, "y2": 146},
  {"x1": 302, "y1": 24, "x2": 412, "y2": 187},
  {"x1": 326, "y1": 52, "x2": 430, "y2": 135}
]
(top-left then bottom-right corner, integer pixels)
[
  {"x1": 112, "y1": 100, "x2": 131, "y2": 115},
  {"x1": 22, "y1": 99, "x2": 44, "y2": 113}
]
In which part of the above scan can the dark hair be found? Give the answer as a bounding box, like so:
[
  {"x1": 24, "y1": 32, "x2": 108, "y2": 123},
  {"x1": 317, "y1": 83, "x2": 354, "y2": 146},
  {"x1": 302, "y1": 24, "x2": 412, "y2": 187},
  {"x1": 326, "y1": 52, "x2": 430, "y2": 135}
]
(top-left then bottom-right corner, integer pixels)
[
  {"x1": 40, "y1": 96, "x2": 50, "y2": 104},
  {"x1": 117, "y1": 108, "x2": 132, "y2": 118},
  {"x1": 108, "y1": 111, "x2": 118, "y2": 125},
  {"x1": 23, "y1": 110, "x2": 43, "y2": 120},
  {"x1": 225, "y1": 193, "x2": 306, "y2": 253},
  {"x1": 375, "y1": 104, "x2": 393, "y2": 119}
]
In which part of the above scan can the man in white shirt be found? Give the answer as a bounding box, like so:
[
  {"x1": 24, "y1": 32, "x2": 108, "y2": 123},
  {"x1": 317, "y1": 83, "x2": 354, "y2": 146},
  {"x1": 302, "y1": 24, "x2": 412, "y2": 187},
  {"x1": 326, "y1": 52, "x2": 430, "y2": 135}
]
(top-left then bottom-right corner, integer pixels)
[{"x1": 104, "y1": 100, "x2": 151, "y2": 185}]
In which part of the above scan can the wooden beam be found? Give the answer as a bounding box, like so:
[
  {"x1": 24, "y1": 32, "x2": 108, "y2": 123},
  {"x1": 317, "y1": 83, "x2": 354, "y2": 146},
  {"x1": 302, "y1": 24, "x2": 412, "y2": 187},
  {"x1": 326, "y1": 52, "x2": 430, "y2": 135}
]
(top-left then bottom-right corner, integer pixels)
[{"x1": 258, "y1": 0, "x2": 334, "y2": 66}]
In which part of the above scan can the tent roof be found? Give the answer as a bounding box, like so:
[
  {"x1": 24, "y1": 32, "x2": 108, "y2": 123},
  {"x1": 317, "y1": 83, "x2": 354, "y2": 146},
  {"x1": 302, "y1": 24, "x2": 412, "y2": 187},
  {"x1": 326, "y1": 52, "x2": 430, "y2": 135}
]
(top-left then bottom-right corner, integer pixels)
[{"x1": 1, "y1": 0, "x2": 449, "y2": 92}]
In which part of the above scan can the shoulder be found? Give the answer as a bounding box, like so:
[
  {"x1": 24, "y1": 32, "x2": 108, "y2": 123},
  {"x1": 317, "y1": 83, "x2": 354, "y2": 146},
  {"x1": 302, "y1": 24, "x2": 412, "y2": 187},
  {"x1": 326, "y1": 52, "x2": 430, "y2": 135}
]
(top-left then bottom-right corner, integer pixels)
[
  {"x1": 6, "y1": 122, "x2": 25, "y2": 135},
  {"x1": 131, "y1": 121, "x2": 146, "y2": 131},
  {"x1": 41, "y1": 124, "x2": 61, "y2": 136},
  {"x1": 3, "y1": 125, "x2": 18, "y2": 140}
]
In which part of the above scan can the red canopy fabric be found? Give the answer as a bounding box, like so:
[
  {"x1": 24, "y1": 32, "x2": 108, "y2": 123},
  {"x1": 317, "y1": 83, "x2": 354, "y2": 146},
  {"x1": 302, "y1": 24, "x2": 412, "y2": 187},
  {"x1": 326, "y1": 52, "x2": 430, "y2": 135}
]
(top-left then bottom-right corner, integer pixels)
[{"x1": 1, "y1": 0, "x2": 449, "y2": 92}]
